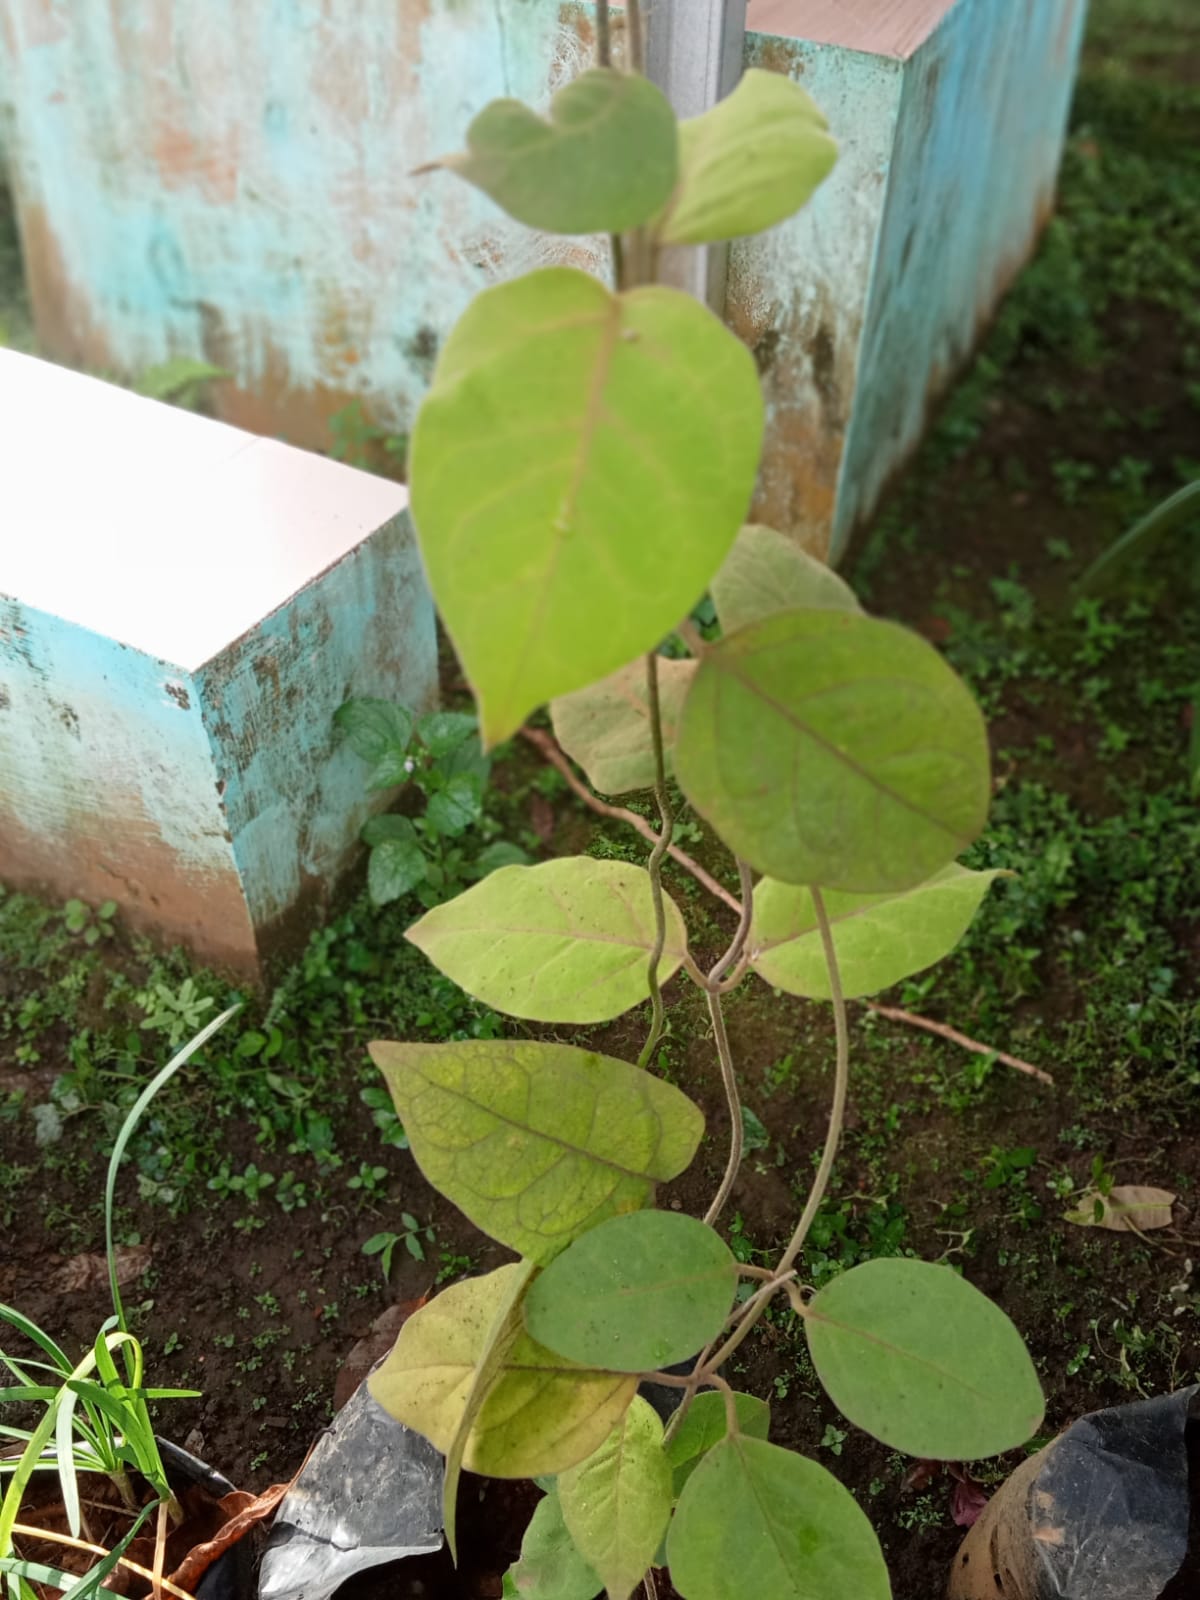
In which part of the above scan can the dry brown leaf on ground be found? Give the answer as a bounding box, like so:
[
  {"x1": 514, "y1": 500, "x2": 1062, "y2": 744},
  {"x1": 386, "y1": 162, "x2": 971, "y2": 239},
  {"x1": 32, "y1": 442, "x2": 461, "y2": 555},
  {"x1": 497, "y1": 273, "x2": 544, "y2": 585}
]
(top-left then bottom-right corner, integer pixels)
[
  {"x1": 333, "y1": 1296, "x2": 428, "y2": 1411},
  {"x1": 167, "y1": 1480, "x2": 292, "y2": 1592},
  {"x1": 1064, "y1": 1185, "x2": 1176, "y2": 1232},
  {"x1": 50, "y1": 1245, "x2": 153, "y2": 1292}
]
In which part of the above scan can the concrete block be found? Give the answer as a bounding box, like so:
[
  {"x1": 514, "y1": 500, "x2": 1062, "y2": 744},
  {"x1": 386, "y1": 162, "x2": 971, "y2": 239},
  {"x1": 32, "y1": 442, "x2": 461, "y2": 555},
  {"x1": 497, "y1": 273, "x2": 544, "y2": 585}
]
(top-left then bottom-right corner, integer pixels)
[
  {"x1": 741, "y1": 0, "x2": 1089, "y2": 559},
  {"x1": 0, "y1": 349, "x2": 436, "y2": 976},
  {"x1": 0, "y1": 0, "x2": 1086, "y2": 561}
]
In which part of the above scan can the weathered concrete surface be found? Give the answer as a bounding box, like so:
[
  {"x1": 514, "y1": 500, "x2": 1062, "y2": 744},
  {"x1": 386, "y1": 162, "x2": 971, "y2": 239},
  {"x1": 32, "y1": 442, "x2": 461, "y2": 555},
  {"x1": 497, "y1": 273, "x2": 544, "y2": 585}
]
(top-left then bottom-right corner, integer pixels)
[
  {"x1": 740, "y1": 0, "x2": 1089, "y2": 558},
  {"x1": 0, "y1": 0, "x2": 1087, "y2": 561},
  {"x1": 0, "y1": 1, "x2": 605, "y2": 452},
  {"x1": 0, "y1": 349, "x2": 436, "y2": 977}
]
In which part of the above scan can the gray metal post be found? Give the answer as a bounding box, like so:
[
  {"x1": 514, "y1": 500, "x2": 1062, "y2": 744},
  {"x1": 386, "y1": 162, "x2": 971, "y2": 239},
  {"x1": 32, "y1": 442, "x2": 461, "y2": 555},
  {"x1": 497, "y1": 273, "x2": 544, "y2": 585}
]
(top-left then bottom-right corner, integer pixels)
[{"x1": 644, "y1": 0, "x2": 748, "y2": 306}]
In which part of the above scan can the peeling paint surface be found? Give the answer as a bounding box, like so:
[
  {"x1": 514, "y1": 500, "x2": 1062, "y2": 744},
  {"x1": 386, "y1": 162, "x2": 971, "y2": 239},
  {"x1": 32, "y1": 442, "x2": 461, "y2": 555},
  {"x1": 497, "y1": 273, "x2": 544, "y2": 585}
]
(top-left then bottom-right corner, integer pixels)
[
  {"x1": 0, "y1": 0, "x2": 1085, "y2": 557},
  {"x1": 727, "y1": 35, "x2": 900, "y2": 555},
  {"x1": 0, "y1": 597, "x2": 258, "y2": 969},
  {"x1": 0, "y1": 0, "x2": 606, "y2": 448},
  {"x1": 0, "y1": 355, "x2": 437, "y2": 976},
  {"x1": 197, "y1": 513, "x2": 437, "y2": 938},
  {"x1": 832, "y1": 0, "x2": 1090, "y2": 555}
]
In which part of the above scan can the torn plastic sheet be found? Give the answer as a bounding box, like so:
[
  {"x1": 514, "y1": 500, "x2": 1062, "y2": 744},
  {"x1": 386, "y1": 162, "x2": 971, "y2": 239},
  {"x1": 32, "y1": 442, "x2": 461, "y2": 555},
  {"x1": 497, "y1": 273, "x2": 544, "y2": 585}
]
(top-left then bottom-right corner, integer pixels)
[
  {"x1": 258, "y1": 1380, "x2": 443, "y2": 1600},
  {"x1": 949, "y1": 1387, "x2": 1200, "y2": 1599}
]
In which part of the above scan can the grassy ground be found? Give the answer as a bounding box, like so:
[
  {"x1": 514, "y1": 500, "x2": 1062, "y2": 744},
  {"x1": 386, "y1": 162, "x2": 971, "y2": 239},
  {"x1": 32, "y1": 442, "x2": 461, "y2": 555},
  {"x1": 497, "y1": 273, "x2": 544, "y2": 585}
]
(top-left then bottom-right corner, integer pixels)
[{"x1": 2, "y1": 1, "x2": 1200, "y2": 1594}]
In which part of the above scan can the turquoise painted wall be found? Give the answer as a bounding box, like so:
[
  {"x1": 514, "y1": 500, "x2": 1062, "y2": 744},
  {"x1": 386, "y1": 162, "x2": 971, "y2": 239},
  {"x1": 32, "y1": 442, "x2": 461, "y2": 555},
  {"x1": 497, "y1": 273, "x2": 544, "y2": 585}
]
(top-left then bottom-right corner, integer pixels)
[
  {"x1": 0, "y1": 0, "x2": 1087, "y2": 557},
  {"x1": 834, "y1": 0, "x2": 1090, "y2": 551}
]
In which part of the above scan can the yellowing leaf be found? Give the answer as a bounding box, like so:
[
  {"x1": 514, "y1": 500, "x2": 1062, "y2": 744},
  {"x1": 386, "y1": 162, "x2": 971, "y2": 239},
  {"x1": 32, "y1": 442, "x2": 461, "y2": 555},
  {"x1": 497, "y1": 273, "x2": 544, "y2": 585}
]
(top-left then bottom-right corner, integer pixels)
[
  {"x1": 551, "y1": 657, "x2": 696, "y2": 795},
  {"x1": 675, "y1": 608, "x2": 991, "y2": 893},
  {"x1": 444, "y1": 1259, "x2": 536, "y2": 1561},
  {"x1": 1065, "y1": 1185, "x2": 1176, "y2": 1232},
  {"x1": 433, "y1": 70, "x2": 678, "y2": 235},
  {"x1": 368, "y1": 1040, "x2": 704, "y2": 1263},
  {"x1": 659, "y1": 70, "x2": 837, "y2": 246},
  {"x1": 711, "y1": 524, "x2": 859, "y2": 637},
  {"x1": 558, "y1": 1398, "x2": 672, "y2": 1600},
  {"x1": 369, "y1": 1266, "x2": 636, "y2": 1478},
  {"x1": 750, "y1": 865, "x2": 1003, "y2": 1000},
  {"x1": 409, "y1": 268, "x2": 763, "y2": 745},
  {"x1": 406, "y1": 859, "x2": 688, "y2": 1024}
]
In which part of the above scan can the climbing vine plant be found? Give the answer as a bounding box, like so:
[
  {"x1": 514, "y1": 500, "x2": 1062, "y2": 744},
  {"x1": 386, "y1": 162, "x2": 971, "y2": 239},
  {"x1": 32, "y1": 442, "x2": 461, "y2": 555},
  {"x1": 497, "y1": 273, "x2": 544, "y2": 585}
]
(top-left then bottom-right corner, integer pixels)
[{"x1": 369, "y1": 9, "x2": 1043, "y2": 1598}]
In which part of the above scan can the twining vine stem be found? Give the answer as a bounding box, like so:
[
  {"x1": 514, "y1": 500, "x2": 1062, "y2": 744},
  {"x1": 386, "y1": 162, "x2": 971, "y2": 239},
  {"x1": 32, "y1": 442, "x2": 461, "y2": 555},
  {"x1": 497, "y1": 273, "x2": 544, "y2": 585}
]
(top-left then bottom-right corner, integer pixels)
[
  {"x1": 777, "y1": 887, "x2": 850, "y2": 1274},
  {"x1": 662, "y1": 887, "x2": 852, "y2": 1437},
  {"x1": 637, "y1": 651, "x2": 675, "y2": 1071},
  {"x1": 702, "y1": 860, "x2": 754, "y2": 1226}
]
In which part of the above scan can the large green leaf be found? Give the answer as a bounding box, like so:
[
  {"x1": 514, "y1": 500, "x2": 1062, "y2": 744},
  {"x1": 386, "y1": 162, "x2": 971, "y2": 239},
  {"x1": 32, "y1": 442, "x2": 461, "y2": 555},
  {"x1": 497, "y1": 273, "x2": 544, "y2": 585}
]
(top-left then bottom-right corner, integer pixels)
[
  {"x1": 409, "y1": 268, "x2": 763, "y2": 746},
  {"x1": 750, "y1": 865, "x2": 1003, "y2": 1000},
  {"x1": 507, "y1": 1492, "x2": 602, "y2": 1600},
  {"x1": 369, "y1": 1041, "x2": 704, "y2": 1263},
  {"x1": 664, "y1": 1390, "x2": 770, "y2": 1496},
  {"x1": 443, "y1": 1260, "x2": 536, "y2": 1562},
  {"x1": 658, "y1": 70, "x2": 837, "y2": 246},
  {"x1": 666, "y1": 1436, "x2": 890, "y2": 1600},
  {"x1": 524, "y1": 1211, "x2": 736, "y2": 1372},
  {"x1": 675, "y1": 609, "x2": 991, "y2": 893},
  {"x1": 369, "y1": 1266, "x2": 637, "y2": 1478},
  {"x1": 406, "y1": 859, "x2": 688, "y2": 1024},
  {"x1": 558, "y1": 1398, "x2": 672, "y2": 1600},
  {"x1": 431, "y1": 69, "x2": 678, "y2": 235},
  {"x1": 551, "y1": 657, "x2": 696, "y2": 795},
  {"x1": 805, "y1": 1259, "x2": 1044, "y2": 1459},
  {"x1": 711, "y1": 524, "x2": 859, "y2": 637}
]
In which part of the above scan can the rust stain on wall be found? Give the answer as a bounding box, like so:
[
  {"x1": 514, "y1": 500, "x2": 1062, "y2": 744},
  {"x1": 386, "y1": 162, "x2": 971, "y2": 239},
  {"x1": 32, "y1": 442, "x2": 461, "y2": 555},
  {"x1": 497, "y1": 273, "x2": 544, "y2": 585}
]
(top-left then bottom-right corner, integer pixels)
[
  {"x1": 15, "y1": 202, "x2": 115, "y2": 373},
  {"x1": 0, "y1": 801, "x2": 260, "y2": 976}
]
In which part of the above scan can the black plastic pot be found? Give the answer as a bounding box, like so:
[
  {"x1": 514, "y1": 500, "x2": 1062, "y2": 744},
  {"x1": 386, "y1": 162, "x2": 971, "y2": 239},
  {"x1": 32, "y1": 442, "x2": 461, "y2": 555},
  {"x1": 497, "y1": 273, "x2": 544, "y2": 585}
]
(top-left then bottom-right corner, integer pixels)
[
  {"x1": 158, "y1": 1438, "x2": 254, "y2": 1600},
  {"x1": 948, "y1": 1388, "x2": 1200, "y2": 1600}
]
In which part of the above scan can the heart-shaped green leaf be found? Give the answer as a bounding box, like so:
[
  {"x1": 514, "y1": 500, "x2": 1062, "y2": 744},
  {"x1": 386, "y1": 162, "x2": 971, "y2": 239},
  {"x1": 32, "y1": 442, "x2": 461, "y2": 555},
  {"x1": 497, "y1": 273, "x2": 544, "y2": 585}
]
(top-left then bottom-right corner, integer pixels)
[
  {"x1": 524, "y1": 1211, "x2": 736, "y2": 1372},
  {"x1": 409, "y1": 268, "x2": 763, "y2": 746},
  {"x1": 666, "y1": 1436, "x2": 890, "y2": 1600},
  {"x1": 750, "y1": 865, "x2": 1004, "y2": 1000},
  {"x1": 664, "y1": 1390, "x2": 770, "y2": 1495},
  {"x1": 369, "y1": 1040, "x2": 704, "y2": 1263},
  {"x1": 674, "y1": 609, "x2": 991, "y2": 893},
  {"x1": 406, "y1": 859, "x2": 688, "y2": 1024},
  {"x1": 711, "y1": 524, "x2": 859, "y2": 637},
  {"x1": 551, "y1": 657, "x2": 696, "y2": 796},
  {"x1": 805, "y1": 1259, "x2": 1044, "y2": 1459},
  {"x1": 658, "y1": 69, "x2": 837, "y2": 246},
  {"x1": 369, "y1": 1265, "x2": 636, "y2": 1478},
  {"x1": 558, "y1": 1398, "x2": 672, "y2": 1600},
  {"x1": 432, "y1": 69, "x2": 678, "y2": 235},
  {"x1": 507, "y1": 1491, "x2": 602, "y2": 1600}
]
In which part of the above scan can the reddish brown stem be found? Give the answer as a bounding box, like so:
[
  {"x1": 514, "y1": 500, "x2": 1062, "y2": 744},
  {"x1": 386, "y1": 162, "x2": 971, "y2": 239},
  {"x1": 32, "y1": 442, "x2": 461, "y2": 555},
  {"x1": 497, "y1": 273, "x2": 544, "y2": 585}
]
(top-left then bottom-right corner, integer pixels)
[
  {"x1": 518, "y1": 726, "x2": 741, "y2": 912},
  {"x1": 862, "y1": 1002, "x2": 1053, "y2": 1086},
  {"x1": 519, "y1": 726, "x2": 1054, "y2": 1089}
]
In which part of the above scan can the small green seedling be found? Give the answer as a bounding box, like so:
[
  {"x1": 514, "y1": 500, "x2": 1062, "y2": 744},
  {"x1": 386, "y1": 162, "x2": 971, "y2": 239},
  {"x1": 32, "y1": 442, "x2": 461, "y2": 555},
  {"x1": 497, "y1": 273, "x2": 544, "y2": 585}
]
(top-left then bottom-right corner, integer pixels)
[
  {"x1": 336, "y1": 700, "x2": 528, "y2": 908},
  {"x1": 362, "y1": 1215, "x2": 435, "y2": 1278}
]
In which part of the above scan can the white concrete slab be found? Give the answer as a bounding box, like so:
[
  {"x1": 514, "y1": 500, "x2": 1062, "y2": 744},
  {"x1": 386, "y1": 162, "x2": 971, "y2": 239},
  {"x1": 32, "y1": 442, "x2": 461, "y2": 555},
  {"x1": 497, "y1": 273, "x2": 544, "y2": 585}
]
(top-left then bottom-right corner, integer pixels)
[
  {"x1": 0, "y1": 350, "x2": 409, "y2": 671},
  {"x1": 747, "y1": 0, "x2": 954, "y2": 58}
]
